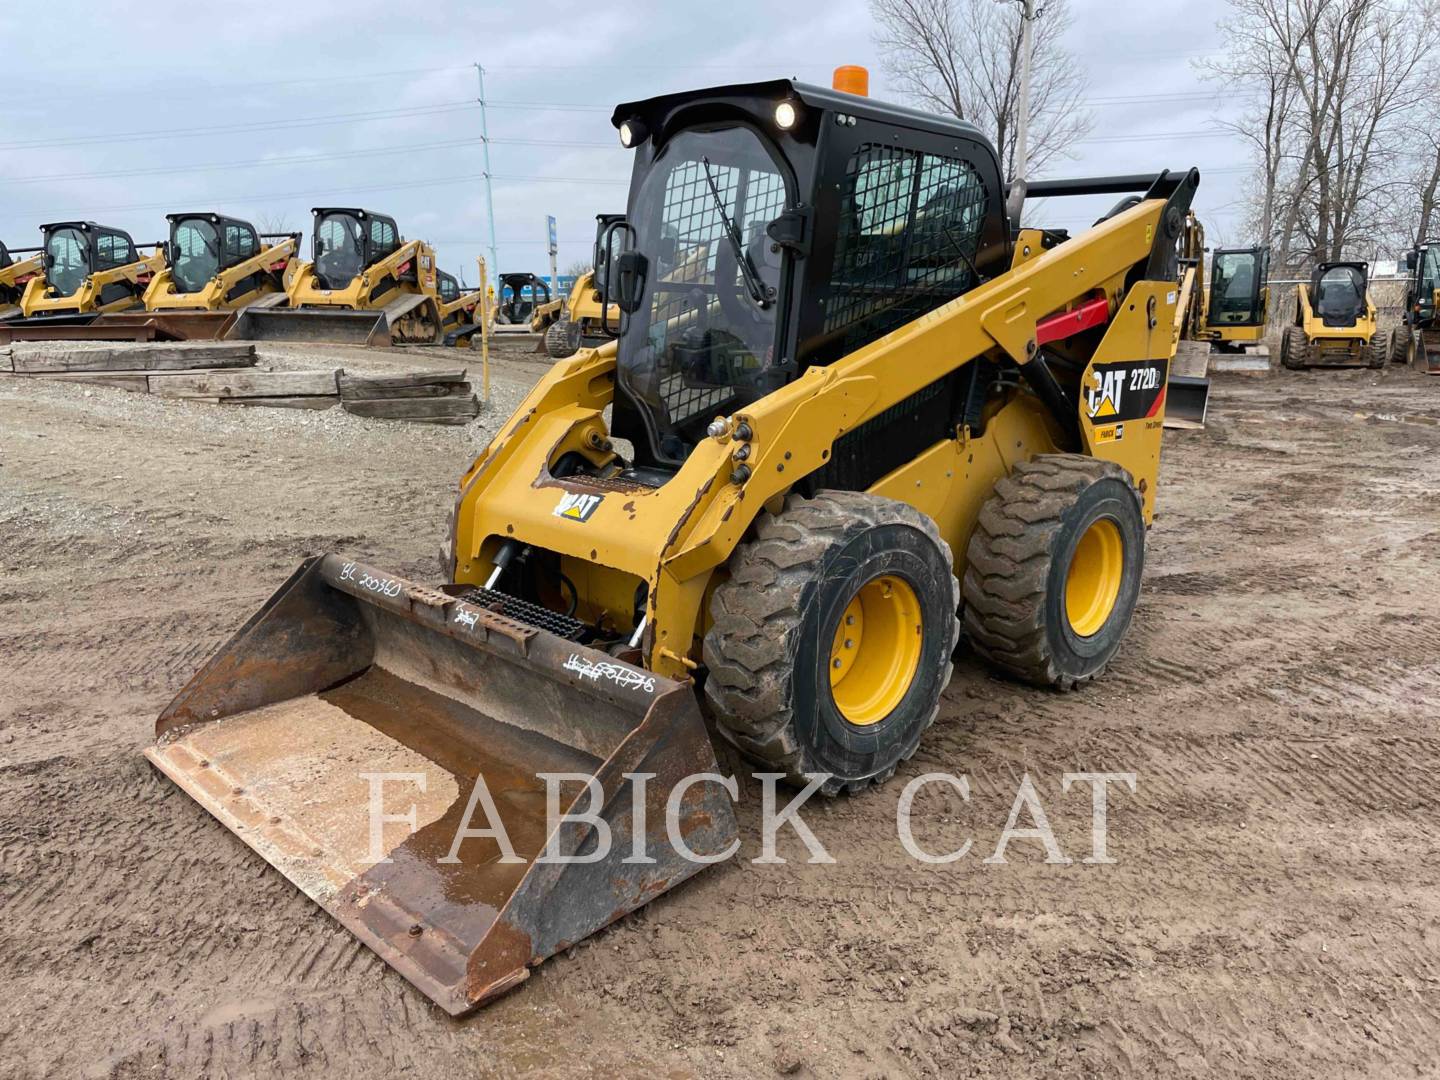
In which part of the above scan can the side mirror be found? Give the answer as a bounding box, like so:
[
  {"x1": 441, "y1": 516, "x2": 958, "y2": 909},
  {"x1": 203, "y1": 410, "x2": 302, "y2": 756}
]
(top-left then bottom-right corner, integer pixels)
[
  {"x1": 614, "y1": 250, "x2": 648, "y2": 314},
  {"x1": 1405, "y1": 250, "x2": 1418, "y2": 271}
]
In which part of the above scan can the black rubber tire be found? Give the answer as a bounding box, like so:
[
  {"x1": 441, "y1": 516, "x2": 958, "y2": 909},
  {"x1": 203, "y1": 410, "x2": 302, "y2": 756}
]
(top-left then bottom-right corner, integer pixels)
[
  {"x1": 1387, "y1": 328, "x2": 1406, "y2": 365},
  {"x1": 962, "y1": 454, "x2": 1145, "y2": 690},
  {"x1": 1367, "y1": 331, "x2": 1388, "y2": 369},
  {"x1": 544, "y1": 320, "x2": 581, "y2": 359},
  {"x1": 703, "y1": 491, "x2": 960, "y2": 796},
  {"x1": 1280, "y1": 326, "x2": 1309, "y2": 370}
]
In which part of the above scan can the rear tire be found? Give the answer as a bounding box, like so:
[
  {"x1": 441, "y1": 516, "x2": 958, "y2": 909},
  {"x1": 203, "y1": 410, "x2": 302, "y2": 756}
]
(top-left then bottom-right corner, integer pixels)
[
  {"x1": 545, "y1": 320, "x2": 581, "y2": 359},
  {"x1": 1367, "y1": 331, "x2": 1387, "y2": 369},
  {"x1": 963, "y1": 455, "x2": 1145, "y2": 690},
  {"x1": 703, "y1": 491, "x2": 960, "y2": 796}
]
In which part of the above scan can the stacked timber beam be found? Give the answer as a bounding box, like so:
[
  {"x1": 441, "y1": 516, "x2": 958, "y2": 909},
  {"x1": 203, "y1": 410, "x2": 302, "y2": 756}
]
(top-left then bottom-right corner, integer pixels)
[
  {"x1": 1, "y1": 342, "x2": 480, "y2": 424},
  {"x1": 338, "y1": 369, "x2": 481, "y2": 425}
]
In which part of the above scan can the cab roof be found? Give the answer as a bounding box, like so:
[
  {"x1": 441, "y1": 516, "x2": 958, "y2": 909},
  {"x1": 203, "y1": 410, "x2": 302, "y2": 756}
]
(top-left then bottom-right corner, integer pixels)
[{"x1": 611, "y1": 78, "x2": 991, "y2": 149}]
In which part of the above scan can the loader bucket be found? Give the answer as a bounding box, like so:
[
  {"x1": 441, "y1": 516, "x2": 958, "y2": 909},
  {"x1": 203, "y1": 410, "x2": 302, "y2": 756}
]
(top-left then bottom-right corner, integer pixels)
[
  {"x1": 146, "y1": 555, "x2": 737, "y2": 1015},
  {"x1": 226, "y1": 307, "x2": 391, "y2": 346},
  {"x1": 1163, "y1": 373, "x2": 1210, "y2": 429}
]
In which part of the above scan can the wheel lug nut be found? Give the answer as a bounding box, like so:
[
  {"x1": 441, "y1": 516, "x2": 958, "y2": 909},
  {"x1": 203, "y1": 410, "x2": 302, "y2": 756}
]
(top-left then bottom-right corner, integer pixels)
[
  {"x1": 844, "y1": 639, "x2": 854, "y2": 649},
  {"x1": 832, "y1": 658, "x2": 842, "y2": 669}
]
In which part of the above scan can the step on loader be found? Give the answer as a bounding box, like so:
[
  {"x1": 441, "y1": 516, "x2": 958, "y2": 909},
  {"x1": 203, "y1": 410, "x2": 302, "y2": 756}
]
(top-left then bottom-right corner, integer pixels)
[
  {"x1": 1397, "y1": 239, "x2": 1439, "y2": 373},
  {"x1": 149, "y1": 68, "x2": 1199, "y2": 1016},
  {"x1": 1279, "y1": 260, "x2": 1387, "y2": 369},
  {"x1": 17, "y1": 221, "x2": 165, "y2": 319},
  {"x1": 226, "y1": 208, "x2": 442, "y2": 346}
]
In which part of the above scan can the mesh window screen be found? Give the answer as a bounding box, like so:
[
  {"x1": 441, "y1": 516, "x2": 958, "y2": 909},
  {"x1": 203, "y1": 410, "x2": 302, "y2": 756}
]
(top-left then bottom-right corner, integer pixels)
[{"x1": 825, "y1": 143, "x2": 987, "y2": 357}]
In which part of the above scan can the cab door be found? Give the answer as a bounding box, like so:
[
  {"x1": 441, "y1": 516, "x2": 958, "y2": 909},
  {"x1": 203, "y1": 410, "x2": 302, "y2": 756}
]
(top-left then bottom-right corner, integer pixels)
[{"x1": 1206, "y1": 247, "x2": 1269, "y2": 327}]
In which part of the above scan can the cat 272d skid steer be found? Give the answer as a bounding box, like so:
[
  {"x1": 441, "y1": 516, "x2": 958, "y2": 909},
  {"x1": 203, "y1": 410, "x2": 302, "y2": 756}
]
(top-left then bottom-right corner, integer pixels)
[
  {"x1": 226, "y1": 208, "x2": 442, "y2": 345},
  {"x1": 147, "y1": 69, "x2": 1199, "y2": 1016}
]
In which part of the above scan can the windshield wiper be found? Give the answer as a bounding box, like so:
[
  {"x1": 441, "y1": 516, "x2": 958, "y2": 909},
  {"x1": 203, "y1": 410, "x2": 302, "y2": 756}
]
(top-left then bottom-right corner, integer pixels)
[{"x1": 700, "y1": 157, "x2": 770, "y2": 308}]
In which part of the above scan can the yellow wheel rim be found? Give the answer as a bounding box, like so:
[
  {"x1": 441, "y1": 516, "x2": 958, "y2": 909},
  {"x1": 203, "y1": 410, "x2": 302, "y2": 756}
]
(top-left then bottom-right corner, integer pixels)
[
  {"x1": 1065, "y1": 517, "x2": 1123, "y2": 637},
  {"x1": 829, "y1": 575, "x2": 923, "y2": 726}
]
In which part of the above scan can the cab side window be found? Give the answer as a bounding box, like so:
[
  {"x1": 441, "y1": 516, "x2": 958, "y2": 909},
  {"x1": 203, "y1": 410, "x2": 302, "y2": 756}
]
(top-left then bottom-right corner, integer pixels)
[
  {"x1": 95, "y1": 231, "x2": 137, "y2": 270},
  {"x1": 825, "y1": 143, "x2": 988, "y2": 357},
  {"x1": 370, "y1": 218, "x2": 399, "y2": 260}
]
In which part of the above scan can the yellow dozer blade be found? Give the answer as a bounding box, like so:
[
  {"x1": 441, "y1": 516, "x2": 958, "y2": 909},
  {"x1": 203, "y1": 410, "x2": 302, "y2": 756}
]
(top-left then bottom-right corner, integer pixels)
[{"x1": 146, "y1": 555, "x2": 736, "y2": 1015}]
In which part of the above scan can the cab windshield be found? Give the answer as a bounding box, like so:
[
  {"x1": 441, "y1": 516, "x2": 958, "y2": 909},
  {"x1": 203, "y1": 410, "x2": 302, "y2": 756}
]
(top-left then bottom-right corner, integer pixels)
[
  {"x1": 1315, "y1": 265, "x2": 1366, "y2": 324},
  {"x1": 315, "y1": 212, "x2": 365, "y2": 289},
  {"x1": 1209, "y1": 251, "x2": 1261, "y2": 324},
  {"x1": 618, "y1": 125, "x2": 790, "y2": 462},
  {"x1": 171, "y1": 218, "x2": 221, "y2": 294},
  {"x1": 46, "y1": 227, "x2": 88, "y2": 297},
  {"x1": 1421, "y1": 246, "x2": 1440, "y2": 309}
]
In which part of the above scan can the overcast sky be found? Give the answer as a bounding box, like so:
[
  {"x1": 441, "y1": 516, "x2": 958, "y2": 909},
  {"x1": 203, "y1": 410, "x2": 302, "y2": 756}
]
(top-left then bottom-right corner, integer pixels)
[{"x1": 0, "y1": 1, "x2": 1246, "y2": 285}]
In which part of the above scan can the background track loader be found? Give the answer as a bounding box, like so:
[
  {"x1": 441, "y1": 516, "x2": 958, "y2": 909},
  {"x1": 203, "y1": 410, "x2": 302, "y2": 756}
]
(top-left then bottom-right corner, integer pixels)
[
  {"x1": 227, "y1": 208, "x2": 442, "y2": 346},
  {"x1": 17, "y1": 221, "x2": 164, "y2": 319},
  {"x1": 151, "y1": 69, "x2": 1199, "y2": 1016}
]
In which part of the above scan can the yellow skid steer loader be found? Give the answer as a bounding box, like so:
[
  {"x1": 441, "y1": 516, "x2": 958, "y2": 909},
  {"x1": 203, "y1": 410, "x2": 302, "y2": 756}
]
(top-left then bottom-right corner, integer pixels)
[
  {"x1": 1397, "y1": 239, "x2": 1439, "y2": 373},
  {"x1": 1279, "y1": 261, "x2": 1385, "y2": 369},
  {"x1": 18, "y1": 221, "x2": 165, "y2": 318},
  {"x1": 149, "y1": 70, "x2": 1199, "y2": 1016},
  {"x1": 227, "y1": 208, "x2": 442, "y2": 345},
  {"x1": 437, "y1": 269, "x2": 485, "y2": 346},
  {"x1": 0, "y1": 241, "x2": 43, "y2": 321},
  {"x1": 543, "y1": 214, "x2": 627, "y2": 358}
]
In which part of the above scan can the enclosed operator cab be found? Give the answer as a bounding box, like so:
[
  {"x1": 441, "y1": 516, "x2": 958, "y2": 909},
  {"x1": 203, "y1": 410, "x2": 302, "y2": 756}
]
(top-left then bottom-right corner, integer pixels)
[
  {"x1": 19, "y1": 221, "x2": 164, "y2": 318},
  {"x1": 144, "y1": 212, "x2": 299, "y2": 312},
  {"x1": 1204, "y1": 246, "x2": 1269, "y2": 351},
  {"x1": 494, "y1": 272, "x2": 553, "y2": 330},
  {"x1": 1400, "y1": 240, "x2": 1439, "y2": 372},
  {"x1": 1281, "y1": 260, "x2": 1384, "y2": 369},
  {"x1": 596, "y1": 79, "x2": 1010, "y2": 470}
]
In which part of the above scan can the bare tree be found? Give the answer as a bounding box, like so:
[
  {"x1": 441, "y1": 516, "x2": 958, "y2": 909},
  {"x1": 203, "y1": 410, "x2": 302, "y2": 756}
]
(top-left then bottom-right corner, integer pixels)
[
  {"x1": 870, "y1": 0, "x2": 1093, "y2": 176},
  {"x1": 1205, "y1": 0, "x2": 1440, "y2": 268}
]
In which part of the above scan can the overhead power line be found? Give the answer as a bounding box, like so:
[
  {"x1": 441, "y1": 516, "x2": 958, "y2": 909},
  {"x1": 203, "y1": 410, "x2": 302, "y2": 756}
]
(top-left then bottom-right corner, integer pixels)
[{"x1": 4, "y1": 171, "x2": 626, "y2": 222}]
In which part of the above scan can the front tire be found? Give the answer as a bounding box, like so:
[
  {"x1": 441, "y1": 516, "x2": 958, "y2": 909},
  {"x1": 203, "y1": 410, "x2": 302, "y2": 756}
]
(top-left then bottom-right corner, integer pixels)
[
  {"x1": 1280, "y1": 326, "x2": 1309, "y2": 370},
  {"x1": 963, "y1": 455, "x2": 1145, "y2": 690},
  {"x1": 703, "y1": 491, "x2": 960, "y2": 795}
]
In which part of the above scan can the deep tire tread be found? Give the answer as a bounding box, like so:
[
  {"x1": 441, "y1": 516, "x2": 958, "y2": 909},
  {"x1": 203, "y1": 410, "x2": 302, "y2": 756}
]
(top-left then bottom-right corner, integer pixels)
[
  {"x1": 962, "y1": 454, "x2": 1139, "y2": 691},
  {"x1": 703, "y1": 491, "x2": 960, "y2": 796}
]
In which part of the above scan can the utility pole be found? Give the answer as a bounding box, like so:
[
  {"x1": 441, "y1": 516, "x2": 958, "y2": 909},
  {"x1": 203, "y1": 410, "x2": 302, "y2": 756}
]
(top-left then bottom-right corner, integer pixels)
[
  {"x1": 1012, "y1": 0, "x2": 1035, "y2": 182},
  {"x1": 475, "y1": 62, "x2": 500, "y2": 279},
  {"x1": 1002, "y1": 0, "x2": 1036, "y2": 224}
]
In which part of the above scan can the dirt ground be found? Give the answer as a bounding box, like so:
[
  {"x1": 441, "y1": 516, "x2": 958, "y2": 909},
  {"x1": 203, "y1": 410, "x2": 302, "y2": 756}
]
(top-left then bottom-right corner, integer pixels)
[{"x1": 2, "y1": 340, "x2": 1438, "y2": 1079}]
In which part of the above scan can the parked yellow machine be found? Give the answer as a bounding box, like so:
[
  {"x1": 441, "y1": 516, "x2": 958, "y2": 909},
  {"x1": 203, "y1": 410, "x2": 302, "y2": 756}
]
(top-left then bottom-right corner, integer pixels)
[
  {"x1": 1397, "y1": 238, "x2": 1439, "y2": 372},
  {"x1": 0, "y1": 241, "x2": 43, "y2": 321},
  {"x1": 226, "y1": 208, "x2": 442, "y2": 345},
  {"x1": 149, "y1": 70, "x2": 1199, "y2": 1015},
  {"x1": 436, "y1": 268, "x2": 483, "y2": 346},
  {"x1": 18, "y1": 221, "x2": 165, "y2": 318},
  {"x1": 543, "y1": 213, "x2": 627, "y2": 358},
  {"x1": 144, "y1": 212, "x2": 298, "y2": 313},
  {"x1": 1279, "y1": 261, "x2": 1385, "y2": 369}
]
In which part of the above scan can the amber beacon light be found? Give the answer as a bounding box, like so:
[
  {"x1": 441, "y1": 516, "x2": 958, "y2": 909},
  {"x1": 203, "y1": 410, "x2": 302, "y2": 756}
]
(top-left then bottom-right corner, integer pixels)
[{"x1": 832, "y1": 65, "x2": 869, "y2": 96}]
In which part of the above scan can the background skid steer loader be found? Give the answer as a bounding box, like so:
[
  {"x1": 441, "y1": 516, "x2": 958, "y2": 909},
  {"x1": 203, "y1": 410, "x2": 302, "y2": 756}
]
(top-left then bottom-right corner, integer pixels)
[
  {"x1": 18, "y1": 221, "x2": 164, "y2": 319},
  {"x1": 144, "y1": 212, "x2": 299, "y2": 335},
  {"x1": 0, "y1": 241, "x2": 43, "y2": 321},
  {"x1": 543, "y1": 213, "x2": 627, "y2": 358},
  {"x1": 1397, "y1": 239, "x2": 1439, "y2": 372},
  {"x1": 150, "y1": 69, "x2": 1198, "y2": 1015},
  {"x1": 227, "y1": 208, "x2": 442, "y2": 346},
  {"x1": 1279, "y1": 261, "x2": 1386, "y2": 369},
  {"x1": 437, "y1": 269, "x2": 485, "y2": 347}
]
